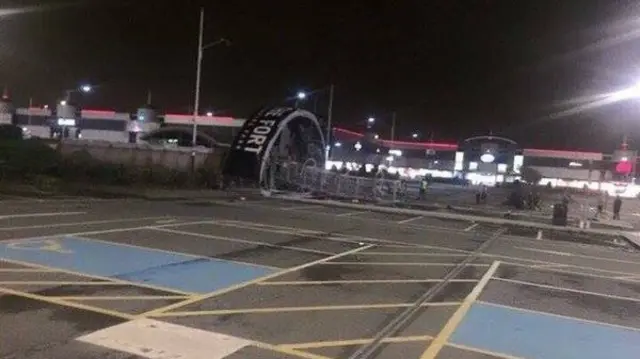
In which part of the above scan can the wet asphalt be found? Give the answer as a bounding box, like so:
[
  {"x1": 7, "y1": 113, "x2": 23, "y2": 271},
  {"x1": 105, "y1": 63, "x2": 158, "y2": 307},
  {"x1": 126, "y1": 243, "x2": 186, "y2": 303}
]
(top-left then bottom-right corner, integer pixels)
[{"x1": 0, "y1": 194, "x2": 639, "y2": 359}]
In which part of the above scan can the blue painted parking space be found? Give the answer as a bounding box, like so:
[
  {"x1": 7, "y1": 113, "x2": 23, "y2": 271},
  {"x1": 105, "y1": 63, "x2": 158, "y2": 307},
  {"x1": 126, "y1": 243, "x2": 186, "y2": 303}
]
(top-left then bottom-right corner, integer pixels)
[
  {"x1": 451, "y1": 302, "x2": 640, "y2": 359},
  {"x1": 0, "y1": 236, "x2": 276, "y2": 293}
]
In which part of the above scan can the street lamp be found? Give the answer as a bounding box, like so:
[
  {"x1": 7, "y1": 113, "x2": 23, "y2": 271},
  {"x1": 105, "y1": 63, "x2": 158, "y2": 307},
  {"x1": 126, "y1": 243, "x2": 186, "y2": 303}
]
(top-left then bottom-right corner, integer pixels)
[
  {"x1": 191, "y1": 7, "x2": 231, "y2": 153},
  {"x1": 64, "y1": 84, "x2": 92, "y2": 102},
  {"x1": 294, "y1": 91, "x2": 307, "y2": 108},
  {"x1": 288, "y1": 85, "x2": 336, "y2": 161},
  {"x1": 412, "y1": 132, "x2": 419, "y2": 139}
]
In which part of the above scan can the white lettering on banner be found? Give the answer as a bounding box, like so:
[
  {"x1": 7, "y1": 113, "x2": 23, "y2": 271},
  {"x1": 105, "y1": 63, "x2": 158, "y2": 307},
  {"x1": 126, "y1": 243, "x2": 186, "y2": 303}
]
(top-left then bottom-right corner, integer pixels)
[
  {"x1": 242, "y1": 118, "x2": 279, "y2": 154},
  {"x1": 253, "y1": 125, "x2": 271, "y2": 135},
  {"x1": 264, "y1": 108, "x2": 289, "y2": 117}
]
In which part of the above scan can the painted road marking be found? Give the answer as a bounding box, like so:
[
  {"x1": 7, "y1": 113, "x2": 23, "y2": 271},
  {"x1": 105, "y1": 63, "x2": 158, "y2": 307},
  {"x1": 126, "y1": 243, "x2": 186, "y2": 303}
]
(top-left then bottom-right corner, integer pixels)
[
  {"x1": 478, "y1": 301, "x2": 640, "y2": 333},
  {"x1": 420, "y1": 261, "x2": 501, "y2": 358},
  {"x1": 0, "y1": 236, "x2": 277, "y2": 294},
  {"x1": 154, "y1": 219, "x2": 179, "y2": 224},
  {"x1": 7, "y1": 239, "x2": 72, "y2": 253},
  {"x1": 151, "y1": 302, "x2": 461, "y2": 317},
  {"x1": 495, "y1": 277, "x2": 640, "y2": 303},
  {"x1": 278, "y1": 335, "x2": 433, "y2": 350},
  {"x1": 257, "y1": 279, "x2": 478, "y2": 286},
  {"x1": 515, "y1": 246, "x2": 573, "y2": 257},
  {"x1": 0, "y1": 281, "x2": 119, "y2": 286},
  {"x1": 337, "y1": 211, "x2": 366, "y2": 217},
  {"x1": 0, "y1": 211, "x2": 86, "y2": 219},
  {"x1": 0, "y1": 216, "x2": 169, "y2": 231},
  {"x1": 0, "y1": 286, "x2": 134, "y2": 320},
  {"x1": 0, "y1": 268, "x2": 56, "y2": 272},
  {"x1": 139, "y1": 244, "x2": 375, "y2": 318},
  {"x1": 397, "y1": 216, "x2": 423, "y2": 224},
  {"x1": 0, "y1": 257, "x2": 194, "y2": 295},
  {"x1": 80, "y1": 233, "x2": 279, "y2": 271},
  {"x1": 153, "y1": 227, "x2": 337, "y2": 256},
  {"x1": 280, "y1": 205, "x2": 321, "y2": 211},
  {"x1": 324, "y1": 261, "x2": 491, "y2": 267},
  {"x1": 54, "y1": 295, "x2": 189, "y2": 301},
  {"x1": 77, "y1": 318, "x2": 252, "y2": 359},
  {"x1": 464, "y1": 223, "x2": 479, "y2": 231},
  {"x1": 450, "y1": 302, "x2": 640, "y2": 359}
]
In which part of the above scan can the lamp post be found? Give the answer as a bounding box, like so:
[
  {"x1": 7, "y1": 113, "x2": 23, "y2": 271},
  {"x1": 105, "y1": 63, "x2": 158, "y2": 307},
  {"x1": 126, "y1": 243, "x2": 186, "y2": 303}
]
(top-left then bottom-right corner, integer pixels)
[
  {"x1": 291, "y1": 85, "x2": 335, "y2": 160},
  {"x1": 64, "y1": 84, "x2": 92, "y2": 102},
  {"x1": 294, "y1": 91, "x2": 306, "y2": 108},
  {"x1": 190, "y1": 7, "x2": 230, "y2": 172}
]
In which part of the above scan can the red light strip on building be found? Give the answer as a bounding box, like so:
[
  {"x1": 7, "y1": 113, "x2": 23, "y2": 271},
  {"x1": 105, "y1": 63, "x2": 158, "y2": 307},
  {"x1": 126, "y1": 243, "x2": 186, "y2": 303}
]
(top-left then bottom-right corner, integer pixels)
[
  {"x1": 164, "y1": 114, "x2": 235, "y2": 122},
  {"x1": 523, "y1": 148, "x2": 602, "y2": 156},
  {"x1": 82, "y1": 109, "x2": 117, "y2": 116},
  {"x1": 333, "y1": 127, "x2": 458, "y2": 149}
]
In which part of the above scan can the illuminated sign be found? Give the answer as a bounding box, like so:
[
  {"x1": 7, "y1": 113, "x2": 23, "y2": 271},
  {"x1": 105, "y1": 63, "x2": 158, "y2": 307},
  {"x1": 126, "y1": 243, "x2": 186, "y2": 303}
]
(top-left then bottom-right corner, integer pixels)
[
  {"x1": 616, "y1": 161, "x2": 632, "y2": 174},
  {"x1": 513, "y1": 155, "x2": 523, "y2": 173},
  {"x1": 57, "y1": 118, "x2": 76, "y2": 126},
  {"x1": 480, "y1": 153, "x2": 495, "y2": 163}
]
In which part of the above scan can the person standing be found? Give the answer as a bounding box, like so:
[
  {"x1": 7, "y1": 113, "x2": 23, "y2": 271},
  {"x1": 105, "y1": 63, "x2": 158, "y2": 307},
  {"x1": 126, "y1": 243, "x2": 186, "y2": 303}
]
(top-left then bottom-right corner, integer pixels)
[{"x1": 613, "y1": 195, "x2": 622, "y2": 220}]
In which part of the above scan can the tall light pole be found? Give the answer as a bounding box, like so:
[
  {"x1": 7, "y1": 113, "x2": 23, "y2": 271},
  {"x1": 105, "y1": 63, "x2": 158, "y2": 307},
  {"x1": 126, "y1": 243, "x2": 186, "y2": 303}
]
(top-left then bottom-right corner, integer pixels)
[
  {"x1": 64, "y1": 84, "x2": 92, "y2": 102},
  {"x1": 390, "y1": 111, "x2": 396, "y2": 141},
  {"x1": 325, "y1": 84, "x2": 334, "y2": 160},
  {"x1": 191, "y1": 7, "x2": 205, "y2": 150},
  {"x1": 190, "y1": 8, "x2": 230, "y2": 172}
]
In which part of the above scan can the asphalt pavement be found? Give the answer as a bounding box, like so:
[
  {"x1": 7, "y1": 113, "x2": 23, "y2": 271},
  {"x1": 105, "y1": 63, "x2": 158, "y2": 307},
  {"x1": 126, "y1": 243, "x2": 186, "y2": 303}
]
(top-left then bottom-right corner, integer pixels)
[{"x1": 1, "y1": 193, "x2": 640, "y2": 359}]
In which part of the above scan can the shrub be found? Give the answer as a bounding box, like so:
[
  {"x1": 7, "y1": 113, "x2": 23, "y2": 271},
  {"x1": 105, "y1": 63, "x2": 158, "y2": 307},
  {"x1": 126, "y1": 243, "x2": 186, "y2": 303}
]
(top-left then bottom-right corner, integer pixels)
[{"x1": 0, "y1": 139, "x2": 61, "y2": 180}]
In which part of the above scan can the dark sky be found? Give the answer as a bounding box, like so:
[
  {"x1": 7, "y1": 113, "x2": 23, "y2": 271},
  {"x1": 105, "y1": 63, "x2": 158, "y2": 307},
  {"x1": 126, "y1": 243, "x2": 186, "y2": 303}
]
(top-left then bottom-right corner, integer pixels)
[{"x1": 2, "y1": 0, "x2": 640, "y2": 150}]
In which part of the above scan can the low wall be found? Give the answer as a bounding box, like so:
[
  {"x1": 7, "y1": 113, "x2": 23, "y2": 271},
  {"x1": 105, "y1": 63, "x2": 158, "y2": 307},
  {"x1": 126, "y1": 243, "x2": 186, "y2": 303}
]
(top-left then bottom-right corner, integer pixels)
[{"x1": 59, "y1": 140, "x2": 226, "y2": 172}]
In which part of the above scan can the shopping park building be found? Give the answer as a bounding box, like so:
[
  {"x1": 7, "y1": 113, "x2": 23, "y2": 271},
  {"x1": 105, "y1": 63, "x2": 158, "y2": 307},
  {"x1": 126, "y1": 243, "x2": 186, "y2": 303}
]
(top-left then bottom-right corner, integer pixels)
[
  {"x1": 329, "y1": 128, "x2": 639, "y2": 197},
  {"x1": 0, "y1": 95, "x2": 637, "y2": 196}
]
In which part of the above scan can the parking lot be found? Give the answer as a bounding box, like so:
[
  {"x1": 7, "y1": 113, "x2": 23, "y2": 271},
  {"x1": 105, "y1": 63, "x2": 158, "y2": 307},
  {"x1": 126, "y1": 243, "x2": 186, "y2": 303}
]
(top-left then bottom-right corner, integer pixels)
[{"x1": 1, "y1": 194, "x2": 640, "y2": 359}]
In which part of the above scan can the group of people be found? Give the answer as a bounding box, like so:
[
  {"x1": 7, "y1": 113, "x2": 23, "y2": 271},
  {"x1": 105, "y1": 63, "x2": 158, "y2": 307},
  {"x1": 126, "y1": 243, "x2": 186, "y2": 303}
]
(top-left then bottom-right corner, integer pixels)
[{"x1": 595, "y1": 192, "x2": 623, "y2": 220}]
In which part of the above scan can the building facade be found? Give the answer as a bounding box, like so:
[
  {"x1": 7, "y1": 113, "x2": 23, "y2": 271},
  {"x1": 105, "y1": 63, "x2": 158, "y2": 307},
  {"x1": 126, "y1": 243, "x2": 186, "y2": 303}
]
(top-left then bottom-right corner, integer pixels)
[{"x1": 329, "y1": 127, "x2": 639, "y2": 196}]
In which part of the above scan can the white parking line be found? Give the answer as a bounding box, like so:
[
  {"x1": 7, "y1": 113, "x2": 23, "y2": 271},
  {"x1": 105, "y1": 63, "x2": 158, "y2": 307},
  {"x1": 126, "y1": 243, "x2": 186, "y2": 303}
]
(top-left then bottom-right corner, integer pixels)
[
  {"x1": 140, "y1": 244, "x2": 375, "y2": 317},
  {"x1": 0, "y1": 211, "x2": 86, "y2": 220},
  {"x1": 398, "y1": 216, "x2": 423, "y2": 224},
  {"x1": 280, "y1": 205, "x2": 321, "y2": 211},
  {"x1": 515, "y1": 247, "x2": 573, "y2": 257},
  {"x1": 464, "y1": 223, "x2": 479, "y2": 231},
  {"x1": 150, "y1": 227, "x2": 337, "y2": 256},
  {"x1": 0, "y1": 216, "x2": 170, "y2": 231},
  {"x1": 494, "y1": 277, "x2": 640, "y2": 303},
  {"x1": 337, "y1": 211, "x2": 367, "y2": 217}
]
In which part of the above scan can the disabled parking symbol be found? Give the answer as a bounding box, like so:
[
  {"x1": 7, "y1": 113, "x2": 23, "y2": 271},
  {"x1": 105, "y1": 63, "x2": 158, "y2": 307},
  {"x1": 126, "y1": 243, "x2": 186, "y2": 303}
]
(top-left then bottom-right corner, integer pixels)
[{"x1": 6, "y1": 239, "x2": 73, "y2": 254}]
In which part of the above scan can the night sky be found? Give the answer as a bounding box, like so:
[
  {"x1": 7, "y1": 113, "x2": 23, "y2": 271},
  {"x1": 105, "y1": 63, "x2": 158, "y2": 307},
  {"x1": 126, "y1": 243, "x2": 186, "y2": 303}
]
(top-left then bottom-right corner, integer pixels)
[{"x1": 2, "y1": 0, "x2": 640, "y2": 151}]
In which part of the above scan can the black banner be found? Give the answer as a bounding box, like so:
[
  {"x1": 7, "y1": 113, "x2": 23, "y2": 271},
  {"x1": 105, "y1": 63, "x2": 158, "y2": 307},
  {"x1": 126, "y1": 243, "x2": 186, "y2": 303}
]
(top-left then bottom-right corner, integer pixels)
[{"x1": 222, "y1": 107, "x2": 297, "y2": 181}]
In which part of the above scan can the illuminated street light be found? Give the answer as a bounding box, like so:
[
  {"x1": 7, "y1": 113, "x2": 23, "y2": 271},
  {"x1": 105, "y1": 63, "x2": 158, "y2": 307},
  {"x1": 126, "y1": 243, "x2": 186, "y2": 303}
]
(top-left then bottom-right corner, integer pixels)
[
  {"x1": 59, "y1": 100, "x2": 66, "y2": 106},
  {"x1": 354, "y1": 141, "x2": 362, "y2": 151},
  {"x1": 373, "y1": 134, "x2": 379, "y2": 139},
  {"x1": 206, "y1": 111, "x2": 213, "y2": 117},
  {"x1": 334, "y1": 142, "x2": 342, "y2": 147},
  {"x1": 297, "y1": 91, "x2": 307, "y2": 100},
  {"x1": 554, "y1": 82, "x2": 640, "y2": 118},
  {"x1": 412, "y1": 132, "x2": 419, "y2": 139},
  {"x1": 64, "y1": 84, "x2": 94, "y2": 101},
  {"x1": 367, "y1": 117, "x2": 375, "y2": 124}
]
